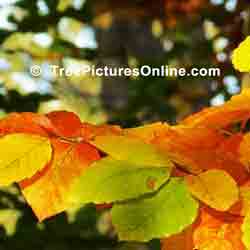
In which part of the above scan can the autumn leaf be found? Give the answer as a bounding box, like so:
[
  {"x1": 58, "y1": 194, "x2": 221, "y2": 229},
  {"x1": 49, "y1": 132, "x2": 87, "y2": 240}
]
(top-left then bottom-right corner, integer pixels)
[
  {"x1": 186, "y1": 170, "x2": 239, "y2": 211},
  {"x1": 0, "y1": 133, "x2": 52, "y2": 186},
  {"x1": 232, "y1": 36, "x2": 250, "y2": 72},
  {"x1": 111, "y1": 178, "x2": 198, "y2": 242},
  {"x1": 68, "y1": 156, "x2": 171, "y2": 205},
  {"x1": 20, "y1": 139, "x2": 100, "y2": 221},
  {"x1": 92, "y1": 135, "x2": 173, "y2": 168},
  {"x1": 161, "y1": 225, "x2": 195, "y2": 250},
  {"x1": 193, "y1": 207, "x2": 245, "y2": 250},
  {"x1": 80, "y1": 123, "x2": 122, "y2": 141},
  {"x1": 239, "y1": 133, "x2": 250, "y2": 171},
  {"x1": 181, "y1": 90, "x2": 250, "y2": 130},
  {"x1": 124, "y1": 122, "x2": 170, "y2": 143},
  {"x1": 152, "y1": 125, "x2": 225, "y2": 174},
  {"x1": 242, "y1": 212, "x2": 250, "y2": 250},
  {"x1": 153, "y1": 126, "x2": 249, "y2": 184},
  {"x1": 230, "y1": 189, "x2": 250, "y2": 216},
  {"x1": 0, "y1": 113, "x2": 51, "y2": 136},
  {"x1": 46, "y1": 111, "x2": 82, "y2": 138}
]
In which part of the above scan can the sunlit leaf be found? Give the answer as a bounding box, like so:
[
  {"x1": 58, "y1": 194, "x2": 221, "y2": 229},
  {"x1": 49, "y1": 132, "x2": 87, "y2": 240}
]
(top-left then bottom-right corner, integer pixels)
[
  {"x1": 68, "y1": 157, "x2": 171, "y2": 205},
  {"x1": 161, "y1": 225, "x2": 195, "y2": 250},
  {"x1": 112, "y1": 178, "x2": 198, "y2": 242},
  {"x1": 239, "y1": 133, "x2": 250, "y2": 171},
  {"x1": 0, "y1": 133, "x2": 52, "y2": 186},
  {"x1": 194, "y1": 207, "x2": 245, "y2": 250},
  {"x1": 181, "y1": 90, "x2": 250, "y2": 129},
  {"x1": 124, "y1": 122, "x2": 170, "y2": 143},
  {"x1": 186, "y1": 170, "x2": 239, "y2": 211},
  {"x1": 242, "y1": 212, "x2": 250, "y2": 250},
  {"x1": 47, "y1": 111, "x2": 82, "y2": 138},
  {"x1": 20, "y1": 139, "x2": 100, "y2": 221},
  {"x1": 92, "y1": 135, "x2": 173, "y2": 167},
  {"x1": 232, "y1": 36, "x2": 250, "y2": 72}
]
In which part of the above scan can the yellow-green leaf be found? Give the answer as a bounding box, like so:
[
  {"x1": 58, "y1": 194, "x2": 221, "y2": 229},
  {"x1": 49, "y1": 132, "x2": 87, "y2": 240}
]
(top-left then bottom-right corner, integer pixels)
[
  {"x1": 186, "y1": 169, "x2": 239, "y2": 211},
  {"x1": 68, "y1": 157, "x2": 171, "y2": 205},
  {"x1": 112, "y1": 178, "x2": 199, "y2": 242},
  {"x1": 91, "y1": 135, "x2": 172, "y2": 168},
  {"x1": 0, "y1": 133, "x2": 52, "y2": 186}
]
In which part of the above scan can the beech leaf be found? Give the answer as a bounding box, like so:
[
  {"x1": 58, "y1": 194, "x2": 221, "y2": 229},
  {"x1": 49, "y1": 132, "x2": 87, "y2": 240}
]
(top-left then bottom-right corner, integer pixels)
[
  {"x1": 0, "y1": 133, "x2": 52, "y2": 186},
  {"x1": 68, "y1": 157, "x2": 171, "y2": 205},
  {"x1": 20, "y1": 139, "x2": 100, "y2": 221},
  {"x1": 186, "y1": 170, "x2": 239, "y2": 211},
  {"x1": 242, "y1": 212, "x2": 250, "y2": 250},
  {"x1": 92, "y1": 135, "x2": 172, "y2": 167},
  {"x1": 111, "y1": 178, "x2": 198, "y2": 242}
]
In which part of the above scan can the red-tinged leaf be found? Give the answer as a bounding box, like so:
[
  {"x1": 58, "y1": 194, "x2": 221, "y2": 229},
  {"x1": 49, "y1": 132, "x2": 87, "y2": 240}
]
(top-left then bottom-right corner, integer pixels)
[
  {"x1": 19, "y1": 139, "x2": 100, "y2": 221},
  {"x1": 193, "y1": 207, "x2": 245, "y2": 250},
  {"x1": 46, "y1": 111, "x2": 82, "y2": 138},
  {"x1": 161, "y1": 225, "x2": 195, "y2": 250},
  {"x1": 181, "y1": 90, "x2": 250, "y2": 129},
  {"x1": 0, "y1": 113, "x2": 52, "y2": 136}
]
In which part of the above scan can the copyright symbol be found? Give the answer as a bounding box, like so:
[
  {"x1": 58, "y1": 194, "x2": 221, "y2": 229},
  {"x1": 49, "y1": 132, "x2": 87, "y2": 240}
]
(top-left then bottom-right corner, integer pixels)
[{"x1": 30, "y1": 65, "x2": 42, "y2": 77}]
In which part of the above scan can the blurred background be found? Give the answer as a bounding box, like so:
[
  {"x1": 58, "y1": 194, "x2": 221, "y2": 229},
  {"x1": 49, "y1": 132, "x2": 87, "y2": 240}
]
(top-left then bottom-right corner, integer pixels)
[{"x1": 0, "y1": 0, "x2": 249, "y2": 249}]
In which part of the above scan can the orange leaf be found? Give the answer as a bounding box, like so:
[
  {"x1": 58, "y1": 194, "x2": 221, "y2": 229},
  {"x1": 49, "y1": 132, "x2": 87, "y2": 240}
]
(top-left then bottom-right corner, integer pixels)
[
  {"x1": 124, "y1": 122, "x2": 170, "y2": 143},
  {"x1": 19, "y1": 139, "x2": 100, "y2": 221},
  {"x1": 161, "y1": 225, "x2": 195, "y2": 250},
  {"x1": 0, "y1": 113, "x2": 52, "y2": 136},
  {"x1": 152, "y1": 125, "x2": 226, "y2": 174},
  {"x1": 181, "y1": 90, "x2": 250, "y2": 130},
  {"x1": 193, "y1": 207, "x2": 245, "y2": 250},
  {"x1": 80, "y1": 123, "x2": 122, "y2": 141},
  {"x1": 153, "y1": 126, "x2": 248, "y2": 184}
]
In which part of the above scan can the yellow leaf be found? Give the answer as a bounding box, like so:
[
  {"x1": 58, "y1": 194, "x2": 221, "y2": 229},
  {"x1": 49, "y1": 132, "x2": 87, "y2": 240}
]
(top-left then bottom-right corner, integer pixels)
[
  {"x1": 186, "y1": 170, "x2": 239, "y2": 211},
  {"x1": 0, "y1": 133, "x2": 52, "y2": 186},
  {"x1": 232, "y1": 36, "x2": 250, "y2": 72}
]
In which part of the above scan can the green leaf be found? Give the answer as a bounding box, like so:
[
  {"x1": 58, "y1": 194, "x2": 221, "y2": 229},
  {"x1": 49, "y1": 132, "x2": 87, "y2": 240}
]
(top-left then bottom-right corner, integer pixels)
[
  {"x1": 91, "y1": 135, "x2": 173, "y2": 167},
  {"x1": 242, "y1": 212, "x2": 250, "y2": 250},
  {"x1": 111, "y1": 178, "x2": 199, "y2": 242},
  {"x1": 68, "y1": 157, "x2": 171, "y2": 205}
]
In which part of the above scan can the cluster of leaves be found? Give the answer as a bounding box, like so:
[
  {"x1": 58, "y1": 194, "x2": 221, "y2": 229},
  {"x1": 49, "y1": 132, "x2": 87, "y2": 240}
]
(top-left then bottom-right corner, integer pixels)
[{"x1": 0, "y1": 37, "x2": 249, "y2": 249}]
